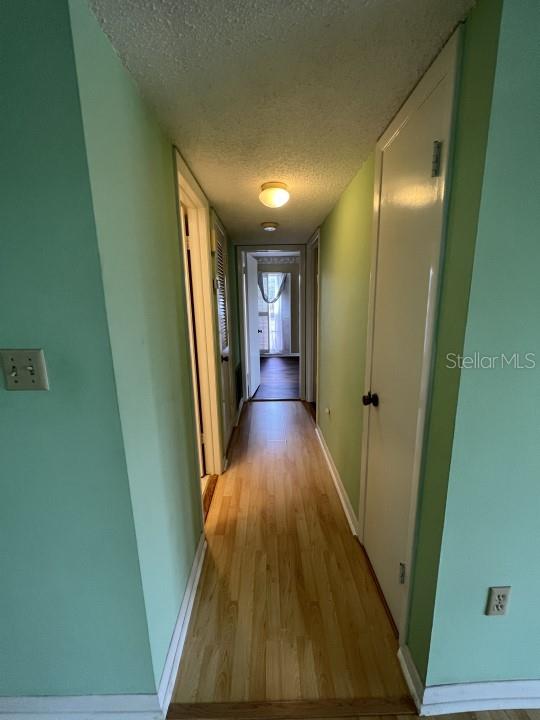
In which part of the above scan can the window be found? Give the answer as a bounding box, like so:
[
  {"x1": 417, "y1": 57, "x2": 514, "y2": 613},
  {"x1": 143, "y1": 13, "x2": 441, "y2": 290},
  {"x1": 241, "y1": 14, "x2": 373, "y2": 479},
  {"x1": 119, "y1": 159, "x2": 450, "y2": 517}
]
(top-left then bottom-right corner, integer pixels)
[{"x1": 257, "y1": 273, "x2": 291, "y2": 354}]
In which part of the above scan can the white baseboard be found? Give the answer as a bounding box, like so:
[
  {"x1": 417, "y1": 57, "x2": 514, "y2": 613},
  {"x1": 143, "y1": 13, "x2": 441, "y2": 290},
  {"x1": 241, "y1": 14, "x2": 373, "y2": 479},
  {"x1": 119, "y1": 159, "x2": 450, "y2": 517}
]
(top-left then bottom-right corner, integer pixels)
[
  {"x1": 157, "y1": 532, "x2": 207, "y2": 713},
  {"x1": 398, "y1": 645, "x2": 425, "y2": 710},
  {"x1": 315, "y1": 426, "x2": 360, "y2": 537},
  {"x1": 0, "y1": 694, "x2": 161, "y2": 719},
  {"x1": 398, "y1": 645, "x2": 540, "y2": 716},
  {"x1": 0, "y1": 535, "x2": 207, "y2": 719}
]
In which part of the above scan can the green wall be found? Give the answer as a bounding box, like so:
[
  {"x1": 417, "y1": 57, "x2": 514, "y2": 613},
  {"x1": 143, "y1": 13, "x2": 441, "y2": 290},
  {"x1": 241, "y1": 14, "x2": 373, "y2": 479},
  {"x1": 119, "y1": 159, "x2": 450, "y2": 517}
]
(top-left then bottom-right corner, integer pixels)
[
  {"x1": 426, "y1": 0, "x2": 540, "y2": 684},
  {"x1": 69, "y1": 0, "x2": 203, "y2": 687},
  {"x1": 318, "y1": 156, "x2": 374, "y2": 512},
  {"x1": 0, "y1": 0, "x2": 154, "y2": 695},
  {"x1": 406, "y1": 0, "x2": 503, "y2": 681}
]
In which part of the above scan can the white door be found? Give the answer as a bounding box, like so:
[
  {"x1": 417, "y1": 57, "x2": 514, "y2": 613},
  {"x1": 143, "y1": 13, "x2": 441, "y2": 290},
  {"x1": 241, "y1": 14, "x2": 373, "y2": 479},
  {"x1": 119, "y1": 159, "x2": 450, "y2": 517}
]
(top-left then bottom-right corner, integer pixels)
[
  {"x1": 214, "y1": 222, "x2": 234, "y2": 447},
  {"x1": 246, "y1": 254, "x2": 261, "y2": 397},
  {"x1": 363, "y1": 46, "x2": 457, "y2": 628}
]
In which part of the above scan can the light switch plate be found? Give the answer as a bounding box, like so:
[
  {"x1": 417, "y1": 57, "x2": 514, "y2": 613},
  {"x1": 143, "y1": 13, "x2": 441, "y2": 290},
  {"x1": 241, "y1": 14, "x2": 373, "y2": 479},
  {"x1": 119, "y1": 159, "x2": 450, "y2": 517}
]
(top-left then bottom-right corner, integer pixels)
[{"x1": 0, "y1": 349, "x2": 49, "y2": 390}]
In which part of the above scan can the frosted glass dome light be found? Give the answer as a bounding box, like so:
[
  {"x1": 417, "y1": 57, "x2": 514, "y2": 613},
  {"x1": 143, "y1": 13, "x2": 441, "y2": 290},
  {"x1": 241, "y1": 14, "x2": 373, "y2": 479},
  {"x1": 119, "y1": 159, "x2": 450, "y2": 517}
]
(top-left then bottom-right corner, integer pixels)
[{"x1": 259, "y1": 182, "x2": 290, "y2": 208}]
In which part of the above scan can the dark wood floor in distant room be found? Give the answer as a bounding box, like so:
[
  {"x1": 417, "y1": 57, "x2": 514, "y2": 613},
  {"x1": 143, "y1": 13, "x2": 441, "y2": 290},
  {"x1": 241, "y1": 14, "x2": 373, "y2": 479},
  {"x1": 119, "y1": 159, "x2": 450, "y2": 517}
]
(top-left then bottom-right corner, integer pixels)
[{"x1": 253, "y1": 357, "x2": 299, "y2": 400}]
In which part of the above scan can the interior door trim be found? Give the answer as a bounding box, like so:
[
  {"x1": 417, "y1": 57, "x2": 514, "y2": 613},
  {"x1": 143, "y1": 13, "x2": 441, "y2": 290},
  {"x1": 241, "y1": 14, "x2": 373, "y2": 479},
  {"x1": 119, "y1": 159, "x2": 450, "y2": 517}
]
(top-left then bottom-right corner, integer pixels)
[
  {"x1": 236, "y1": 244, "x2": 307, "y2": 402},
  {"x1": 175, "y1": 150, "x2": 224, "y2": 478}
]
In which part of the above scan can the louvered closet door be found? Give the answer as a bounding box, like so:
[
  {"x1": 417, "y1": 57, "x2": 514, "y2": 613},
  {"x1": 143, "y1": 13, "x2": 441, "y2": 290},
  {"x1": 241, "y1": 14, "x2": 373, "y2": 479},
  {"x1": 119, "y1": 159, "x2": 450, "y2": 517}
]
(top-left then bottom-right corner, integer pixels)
[{"x1": 214, "y1": 223, "x2": 234, "y2": 447}]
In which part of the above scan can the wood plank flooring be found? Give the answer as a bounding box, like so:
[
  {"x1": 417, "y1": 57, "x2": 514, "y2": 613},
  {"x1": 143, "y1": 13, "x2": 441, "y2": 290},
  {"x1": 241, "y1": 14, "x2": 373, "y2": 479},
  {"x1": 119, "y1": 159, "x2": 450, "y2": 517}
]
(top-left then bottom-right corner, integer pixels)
[
  {"x1": 168, "y1": 699, "x2": 414, "y2": 719},
  {"x1": 170, "y1": 711, "x2": 540, "y2": 720},
  {"x1": 253, "y1": 357, "x2": 300, "y2": 400},
  {"x1": 172, "y1": 401, "x2": 407, "y2": 705},
  {"x1": 171, "y1": 403, "x2": 540, "y2": 720},
  {"x1": 169, "y1": 709, "x2": 540, "y2": 720}
]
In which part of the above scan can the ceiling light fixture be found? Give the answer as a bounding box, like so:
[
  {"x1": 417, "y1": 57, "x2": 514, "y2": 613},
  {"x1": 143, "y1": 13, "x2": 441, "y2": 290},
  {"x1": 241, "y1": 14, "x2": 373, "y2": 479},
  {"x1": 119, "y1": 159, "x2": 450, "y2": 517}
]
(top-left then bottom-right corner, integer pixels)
[
  {"x1": 259, "y1": 182, "x2": 290, "y2": 208},
  {"x1": 261, "y1": 222, "x2": 279, "y2": 232}
]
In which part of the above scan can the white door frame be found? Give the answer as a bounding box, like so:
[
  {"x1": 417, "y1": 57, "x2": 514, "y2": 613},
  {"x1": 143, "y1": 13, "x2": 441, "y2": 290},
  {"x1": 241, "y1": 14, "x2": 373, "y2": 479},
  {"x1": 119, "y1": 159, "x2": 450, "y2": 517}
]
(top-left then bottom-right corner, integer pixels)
[
  {"x1": 175, "y1": 150, "x2": 224, "y2": 476},
  {"x1": 236, "y1": 244, "x2": 307, "y2": 401},
  {"x1": 178, "y1": 200, "x2": 206, "y2": 481},
  {"x1": 358, "y1": 29, "x2": 462, "y2": 641},
  {"x1": 305, "y1": 229, "x2": 320, "y2": 410}
]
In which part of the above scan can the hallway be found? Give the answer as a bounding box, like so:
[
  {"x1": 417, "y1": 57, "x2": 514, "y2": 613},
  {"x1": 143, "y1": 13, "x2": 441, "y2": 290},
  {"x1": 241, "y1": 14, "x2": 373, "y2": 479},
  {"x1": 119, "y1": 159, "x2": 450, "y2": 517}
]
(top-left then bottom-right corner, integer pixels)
[
  {"x1": 4, "y1": 1, "x2": 540, "y2": 717},
  {"x1": 171, "y1": 401, "x2": 410, "y2": 711}
]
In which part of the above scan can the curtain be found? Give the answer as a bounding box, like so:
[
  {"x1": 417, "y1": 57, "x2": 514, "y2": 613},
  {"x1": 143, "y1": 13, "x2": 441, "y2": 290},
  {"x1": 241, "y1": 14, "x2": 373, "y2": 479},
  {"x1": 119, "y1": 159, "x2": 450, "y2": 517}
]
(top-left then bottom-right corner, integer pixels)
[
  {"x1": 258, "y1": 271, "x2": 287, "y2": 303},
  {"x1": 257, "y1": 272, "x2": 292, "y2": 354}
]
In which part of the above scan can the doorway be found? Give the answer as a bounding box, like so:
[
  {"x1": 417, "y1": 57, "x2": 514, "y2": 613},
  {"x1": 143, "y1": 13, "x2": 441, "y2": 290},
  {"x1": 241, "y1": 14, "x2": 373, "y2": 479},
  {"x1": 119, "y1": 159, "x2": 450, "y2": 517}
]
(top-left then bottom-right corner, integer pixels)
[
  {"x1": 360, "y1": 32, "x2": 460, "y2": 637},
  {"x1": 175, "y1": 151, "x2": 225, "y2": 506},
  {"x1": 238, "y1": 247, "x2": 305, "y2": 402}
]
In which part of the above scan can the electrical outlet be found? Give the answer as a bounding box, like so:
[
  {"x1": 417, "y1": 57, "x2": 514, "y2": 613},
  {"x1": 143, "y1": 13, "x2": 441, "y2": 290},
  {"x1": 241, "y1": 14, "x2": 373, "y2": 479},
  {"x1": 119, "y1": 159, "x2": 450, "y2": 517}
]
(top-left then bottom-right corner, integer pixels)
[{"x1": 485, "y1": 586, "x2": 511, "y2": 616}]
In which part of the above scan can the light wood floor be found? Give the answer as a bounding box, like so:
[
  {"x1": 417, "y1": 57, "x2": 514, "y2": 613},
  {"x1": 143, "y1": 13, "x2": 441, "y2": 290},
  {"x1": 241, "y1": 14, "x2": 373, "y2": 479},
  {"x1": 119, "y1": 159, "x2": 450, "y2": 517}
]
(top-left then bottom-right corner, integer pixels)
[
  {"x1": 168, "y1": 711, "x2": 540, "y2": 720},
  {"x1": 172, "y1": 401, "x2": 407, "y2": 705},
  {"x1": 171, "y1": 403, "x2": 540, "y2": 720}
]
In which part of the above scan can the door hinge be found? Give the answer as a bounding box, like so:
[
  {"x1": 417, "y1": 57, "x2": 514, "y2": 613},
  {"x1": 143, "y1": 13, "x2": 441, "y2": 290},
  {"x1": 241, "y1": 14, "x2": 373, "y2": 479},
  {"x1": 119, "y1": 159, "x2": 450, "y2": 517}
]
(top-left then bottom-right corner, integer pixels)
[
  {"x1": 431, "y1": 140, "x2": 443, "y2": 177},
  {"x1": 213, "y1": 277, "x2": 219, "y2": 291},
  {"x1": 399, "y1": 562, "x2": 406, "y2": 585},
  {"x1": 200, "y1": 433, "x2": 205, "y2": 445}
]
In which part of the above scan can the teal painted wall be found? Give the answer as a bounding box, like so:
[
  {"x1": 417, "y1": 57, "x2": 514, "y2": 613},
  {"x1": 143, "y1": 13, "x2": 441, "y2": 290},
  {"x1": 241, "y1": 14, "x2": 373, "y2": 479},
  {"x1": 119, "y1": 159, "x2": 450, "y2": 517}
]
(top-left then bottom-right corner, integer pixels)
[
  {"x1": 318, "y1": 156, "x2": 374, "y2": 512},
  {"x1": 406, "y1": 0, "x2": 503, "y2": 681},
  {"x1": 426, "y1": 0, "x2": 540, "y2": 684},
  {"x1": 69, "y1": 0, "x2": 203, "y2": 687},
  {"x1": 0, "y1": 0, "x2": 154, "y2": 695}
]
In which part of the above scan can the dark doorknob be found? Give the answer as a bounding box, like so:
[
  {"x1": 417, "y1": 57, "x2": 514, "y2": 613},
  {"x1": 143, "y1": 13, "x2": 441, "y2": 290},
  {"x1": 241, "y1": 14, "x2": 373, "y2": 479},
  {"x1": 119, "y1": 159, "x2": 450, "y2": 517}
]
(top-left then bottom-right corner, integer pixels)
[
  {"x1": 257, "y1": 329, "x2": 263, "y2": 334},
  {"x1": 362, "y1": 391, "x2": 379, "y2": 407},
  {"x1": 221, "y1": 355, "x2": 229, "y2": 362}
]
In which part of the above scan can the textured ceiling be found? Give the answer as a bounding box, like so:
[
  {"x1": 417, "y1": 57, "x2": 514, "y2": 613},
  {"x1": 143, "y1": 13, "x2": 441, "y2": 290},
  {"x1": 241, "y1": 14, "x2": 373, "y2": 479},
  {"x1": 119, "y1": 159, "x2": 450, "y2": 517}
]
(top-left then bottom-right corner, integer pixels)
[{"x1": 89, "y1": 0, "x2": 473, "y2": 244}]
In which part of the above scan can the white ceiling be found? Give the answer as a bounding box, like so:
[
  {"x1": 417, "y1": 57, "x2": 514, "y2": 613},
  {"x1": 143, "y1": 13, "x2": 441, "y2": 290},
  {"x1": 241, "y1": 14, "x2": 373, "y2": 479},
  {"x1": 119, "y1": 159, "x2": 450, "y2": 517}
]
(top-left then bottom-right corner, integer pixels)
[{"x1": 89, "y1": 0, "x2": 473, "y2": 244}]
